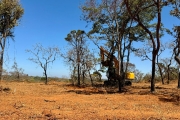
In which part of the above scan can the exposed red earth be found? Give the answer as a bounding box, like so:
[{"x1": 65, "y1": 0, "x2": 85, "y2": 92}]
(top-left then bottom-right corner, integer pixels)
[{"x1": 0, "y1": 80, "x2": 180, "y2": 120}]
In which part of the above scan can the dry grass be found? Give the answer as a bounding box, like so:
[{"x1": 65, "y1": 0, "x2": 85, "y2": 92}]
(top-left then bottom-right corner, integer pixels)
[{"x1": 0, "y1": 80, "x2": 180, "y2": 120}]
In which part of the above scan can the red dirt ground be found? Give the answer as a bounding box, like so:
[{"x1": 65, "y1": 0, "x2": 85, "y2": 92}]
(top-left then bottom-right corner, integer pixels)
[{"x1": 0, "y1": 80, "x2": 180, "y2": 120}]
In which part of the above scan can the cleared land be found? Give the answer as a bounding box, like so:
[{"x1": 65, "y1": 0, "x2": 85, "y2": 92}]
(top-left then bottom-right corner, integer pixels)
[{"x1": 0, "y1": 80, "x2": 180, "y2": 120}]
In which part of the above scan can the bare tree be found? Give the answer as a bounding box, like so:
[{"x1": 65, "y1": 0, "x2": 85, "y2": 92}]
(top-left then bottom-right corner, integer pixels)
[
  {"x1": 26, "y1": 43, "x2": 60, "y2": 84},
  {"x1": 156, "y1": 62, "x2": 165, "y2": 84},
  {"x1": 133, "y1": 69, "x2": 144, "y2": 82},
  {"x1": 82, "y1": 49, "x2": 96, "y2": 86},
  {"x1": 10, "y1": 60, "x2": 24, "y2": 80},
  {"x1": 159, "y1": 55, "x2": 175, "y2": 84}
]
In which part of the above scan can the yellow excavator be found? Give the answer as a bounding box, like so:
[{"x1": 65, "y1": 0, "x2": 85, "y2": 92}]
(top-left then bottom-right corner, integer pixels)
[{"x1": 100, "y1": 46, "x2": 135, "y2": 86}]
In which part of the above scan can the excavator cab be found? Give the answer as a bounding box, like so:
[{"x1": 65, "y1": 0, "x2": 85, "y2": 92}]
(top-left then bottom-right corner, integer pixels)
[{"x1": 100, "y1": 46, "x2": 135, "y2": 87}]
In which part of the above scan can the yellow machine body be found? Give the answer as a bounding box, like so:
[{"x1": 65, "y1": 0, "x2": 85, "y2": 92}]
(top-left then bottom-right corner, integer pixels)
[{"x1": 126, "y1": 72, "x2": 135, "y2": 80}]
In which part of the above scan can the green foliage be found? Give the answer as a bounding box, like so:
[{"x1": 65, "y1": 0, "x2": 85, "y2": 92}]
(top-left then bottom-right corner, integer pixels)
[
  {"x1": 41, "y1": 77, "x2": 46, "y2": 81},
  {"x1": 168, "y1": 67, "x2": 178, "y2": 80},
  {"x1": 64, "y1": 29, "x2": 97, "y2": 86},
  {"x1": 92, "y1": 70, "x2": 102, "y2": 82},
  {"x1": 93, "y1": 70, "x2": 102, "y2": 77},
  {"x1": 0, "y1": 0, "x2": 24, "y2": 33},
  {"x1": 0, "y1": 0, "x2": 24, "y2": 80},
  {"x1": 65, "y1": 30, "x2": 85, "y2": 42},
  {"x1": 168, "y1": 0, "x2": 180, "y2": 19},
  {"x1": 33, "y1": 76, "x2": 41, "y2": 80}
]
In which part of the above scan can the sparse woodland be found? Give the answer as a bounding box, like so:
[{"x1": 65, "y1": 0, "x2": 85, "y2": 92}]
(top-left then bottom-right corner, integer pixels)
[
  {"x1": 0, "y1": 0, "x2": 180, "y2": 119},
  {"x1": 0, "y1": 0, "x2": 180, "y2": 91}
]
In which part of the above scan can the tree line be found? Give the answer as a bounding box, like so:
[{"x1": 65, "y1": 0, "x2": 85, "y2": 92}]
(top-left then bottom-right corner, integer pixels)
[{"x1": 0, "y1": 0, "x2": 180, "y2": 93}]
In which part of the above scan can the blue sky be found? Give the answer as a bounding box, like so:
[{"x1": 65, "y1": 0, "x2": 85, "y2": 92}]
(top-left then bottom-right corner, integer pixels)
[{"x1": 4, "y1": 0, "x2": 180, "y2": 78}]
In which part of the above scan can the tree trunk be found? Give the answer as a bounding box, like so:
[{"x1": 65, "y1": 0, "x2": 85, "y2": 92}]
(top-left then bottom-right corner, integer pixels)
[
  {"x1": 72, "y1": 66, "x2": 76, "y2": 85},
  {"x1": 99, "y1": 75, "x2": 101, "y2": 81},
  {"x1": 118, "y1": 79, "x2": 121, "y2": 92},
  {"x1": 177, "y1": 27, "x2": 180, "y2": 88},
  {"x1": 118, "y1": 58, "x2": 125, "y2": 92},
  {"x1": 160, "y1": 70, "x2": 164, "y2": 84},
  {"x1": 77, "y1": 62, "x2": 80, "y2": 86},
  {"x1": 44, "y1": 70, "x2": 48, "y2": 85},
  {"x1": 17, "y1": 73, "x2": 20, "y2": 79},
  {"x1": 157, "y1": 55, "x2": 164, "y2": 84},
  {"x1": 0, "y1": 37, "x2": 6, "y2": 81},
  {"x1": 151, "y1": 0, "x2": 161, "y2": 92},
  {"x1": 82, "y1": 70, "x2": 85, "y2": 84},
  {"x1": 118, "y1": 69, "x2": 122, "y2": 92},
  {"x1": 157, "y1": 65, "x2": 164, "y2": 84},
  {"x1": 118, "y1": 43, "x2": 121, "y2": 76},
  {"x1": 173, "y1": 26, "x2": 179, "y2": 87},
  {"x1": 88, "y1": 70, "x2": 93, "y2": 87},
  {"x1": 167, "y1": 68, "x2": 170, "y2": 84},
  {"x1": 151, "y1": 52, "x2": 156, "y2": 92},
  {"x1": 0, "y1": 52, "x2": 4, "y2": 81},
  {"x1": 178, "y1": 72, "x2": 180, "y2": 88}
]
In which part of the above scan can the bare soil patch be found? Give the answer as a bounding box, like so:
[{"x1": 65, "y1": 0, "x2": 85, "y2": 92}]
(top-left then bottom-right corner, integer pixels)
[{"x1": 0, "y1": 80, "x2": 180, "y2": 120}]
